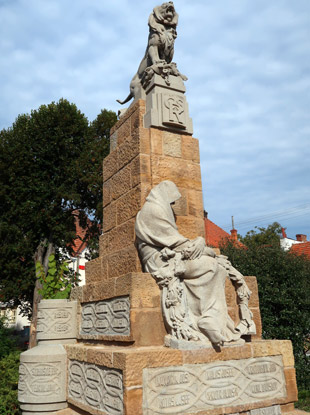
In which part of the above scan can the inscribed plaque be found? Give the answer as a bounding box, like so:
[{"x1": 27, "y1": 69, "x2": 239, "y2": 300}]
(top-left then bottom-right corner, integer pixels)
[{"x1": 143, "y1": 356, "x2": 286, "y2": 414}]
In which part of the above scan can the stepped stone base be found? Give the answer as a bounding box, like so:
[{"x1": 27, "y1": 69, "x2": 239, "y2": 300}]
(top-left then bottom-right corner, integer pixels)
[
  {"x1": 63, "y1": 339, "x2": 297, "y2": 415},
  {"x1": 71, "y1": 273, "x2": 262, "y2": 347}
]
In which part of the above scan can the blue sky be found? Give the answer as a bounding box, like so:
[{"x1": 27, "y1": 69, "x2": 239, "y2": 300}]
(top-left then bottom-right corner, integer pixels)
[{"x1": 1, "y1": 0, "x2": 309, "y2": 238}]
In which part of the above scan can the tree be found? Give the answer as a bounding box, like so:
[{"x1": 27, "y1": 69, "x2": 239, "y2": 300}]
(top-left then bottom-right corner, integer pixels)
[
  {"x1": 0, "y1": 100, "x2": 117, "y2": 318},
  {"x1": 220, "y1": 222, "x2": 310, "y2": 388}
]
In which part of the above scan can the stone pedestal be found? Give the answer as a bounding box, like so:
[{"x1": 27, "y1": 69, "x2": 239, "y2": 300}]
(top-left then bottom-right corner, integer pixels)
[
  {"x1": 18, "y1": 300, "x2": 77, "y2": 414},
  {"x1": 33, "y1": 85, "x2": 299, "y2": 415},
  {"x1": 144, "y1": 74, "x2": 193, "y2": 134},
  {"x1": 19, "y1": 344, "x2": 68, "y2": 414}
]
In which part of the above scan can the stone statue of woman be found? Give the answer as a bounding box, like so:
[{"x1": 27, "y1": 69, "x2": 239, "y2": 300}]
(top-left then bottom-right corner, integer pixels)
[{"x1": 135, "y1": 180, "x2": 256, "y2": 348}]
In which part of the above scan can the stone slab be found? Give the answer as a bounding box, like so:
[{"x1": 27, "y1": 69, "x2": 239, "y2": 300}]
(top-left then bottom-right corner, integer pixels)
[
  {"x1": 144, "y1": 74, "x2": 193, "y2": 134},
  {"x1": 79, "y1": 274, "x2": 261, "y2": 345},
  {"x1": 19, "y1": 344, "x2": 67, "y2": 412},
  {"x1": 251, "y1": 405, "x2": 282, "y2": 415},
  {"x1": 80, "y1": 296, "x2": 130, "y2": 337},
  {"x1": 37, "y1": 299, "x2": 77, "y2": 343},
  {"x1": 68, "y1": 360, "x2": 123, "y2": 415},
  {"x1": 143, "y1": 355, "x2": 287, "y2": 414}
]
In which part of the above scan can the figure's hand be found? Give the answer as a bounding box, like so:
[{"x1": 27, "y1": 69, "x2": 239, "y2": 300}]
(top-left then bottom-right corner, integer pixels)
[{"x1": 185, "y1": 237, "x2": 206, "y2": 260}]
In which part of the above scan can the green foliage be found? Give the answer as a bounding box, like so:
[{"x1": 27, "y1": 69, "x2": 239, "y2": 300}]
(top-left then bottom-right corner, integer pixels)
[
  {"x1": 296, "y1": 390, "x2": 310, "y2": 412},
  {"x1": 0, "y1": 100, "x2": 117, "y2": 315},
  {"x1": 220, "y1": 222, "x2": 310, "y2": 388},
  {"x1": 36, "y1": 254, "x2": 79, "y2": 299},
  {"x1": 0, "y1": 318, "x2": 20, "y2": 414},
  {"x1": 0, "y1": 317, "x2": 17, "y2": 359},
  {"x1": 0, "y1": 350, "x2": 21, "y2": 415}
]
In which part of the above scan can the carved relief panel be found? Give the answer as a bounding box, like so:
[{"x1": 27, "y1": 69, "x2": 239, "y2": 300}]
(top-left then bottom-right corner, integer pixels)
[
  {"x1": 80, "y1": 296, "x2": 130, "y2": 336},
  {"x1": 143, "y1": 356, "x2": 287, "y2": 414},
  {"x1": 37, "y1": 299, "x2": 77, "y2": 342},
  {"x1": 68, "y1": 360, "x2": 123, "y2": 414}
]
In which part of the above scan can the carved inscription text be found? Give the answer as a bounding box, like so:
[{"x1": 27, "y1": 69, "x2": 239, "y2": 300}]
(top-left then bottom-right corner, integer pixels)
[{"x1": 143, "y1": 356, "x2": 287, "y2": 415}]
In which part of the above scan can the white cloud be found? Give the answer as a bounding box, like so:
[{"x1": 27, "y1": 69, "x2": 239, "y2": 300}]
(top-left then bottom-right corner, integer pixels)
[{"x1": 0, "y1": 0, "x2": 309, "y2": 238}]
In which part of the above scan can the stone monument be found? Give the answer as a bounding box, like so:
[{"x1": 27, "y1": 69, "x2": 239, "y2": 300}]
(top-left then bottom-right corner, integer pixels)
[{"x1": 19, "y1": 3, "x2": 300, "y2": 415}]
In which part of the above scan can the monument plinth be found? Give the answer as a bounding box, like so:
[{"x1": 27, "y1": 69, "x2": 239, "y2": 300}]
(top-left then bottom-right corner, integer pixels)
[
  {"x1": 64, "y1": 96, "x2": 297, "y2": 414},
  {"x1": 19, "y1": 3, "x2": 300, "y2": 415}
]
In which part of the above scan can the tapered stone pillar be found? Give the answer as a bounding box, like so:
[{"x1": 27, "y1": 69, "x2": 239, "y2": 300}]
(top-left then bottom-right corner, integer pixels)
[
  {"x1": 63, "y1": 79, "x2": 298, "y2": 415},
  {"x1": 85, "y1": 94, "x2": 204, "y2": 285}
]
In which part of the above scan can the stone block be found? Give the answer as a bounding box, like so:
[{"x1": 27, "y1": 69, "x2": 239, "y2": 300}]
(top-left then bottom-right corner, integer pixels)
[
  {"x1": 251, "y1": 307, "x2": 263, "y2": 339},
  {"x1": 150, "y1": 128, "x2": 163, "y2": 155},
  {"x1": 123, "y1": 387, "x2": 143, "y2": 415},
  {"x1": 187, "y1": 189, "x2": 204, "y2": 217},
  {"x1": 151, "y1": 156, "x2": 202, "y2": 191},
  {"x1": 99, "y1": 233, "x2": 109, "y2": 257},
  {"x1": 117, "y1": 134, "x2": 140, "y2": 170},
  {"x1": 108, "y1": 245, "x2": 142, "y2": 278},
  {"x1": 130, "y1": 102, "x2": 145, "y2": 131},
  {"x1": 102, "y1": 151, "x2": 118, "y2": 181},
  {"x1": 82, "y1": 279, "x2": 116, "y2": 303},
  {"x1": 175, "y1": 216, "x2": 205, "y2": 239},
  {"x1": 192, "y1": 137, "x2": 200, "y2": 163},
  {"x1": 251, "y1": 340, "x2": 295, "y2": 367},
  {"x1": 102, "y1": 180, "x2": 110, "y2": 207},
  {"x1": 116, "y1": 185, "x2": 142, "y2": 225},
  {"x1": 130, "y1": 154, "x2": 151, "y2": 187},
  {"x1": 85, "y1": 257, "x2": 101, "y2": 283},
  {"x1": 86, "y1": 347, "x2": 114, "y2": 368},
  {"x1": 111, "y1": 100, "x2": 145, "y2": 136},
  {"x1": 144, "y1": 74, "x2": 193, "y2": 134},
  {"x1": 136, "y1": 127, "x2": 151, "y2": 155},
  {"x1": 110, "y1": 164, "x2": 131, "y2": 200},
  {"x1": 247, "y1": 276, "x2": 260, "y2": 308},
  {"x1": 116, "y1": 117, "x2": 131, "y2": 146},
  {"x1": 182, "y1": 342, "x2": 253, "y2": 364},
  {"x1": 143, "y1": 355, "x2": 287, "y2": 414},
  {"x1": 19, "y1": 344, "x2": 67, "y2": 413},
  {"x1": 37, "y1": 299, "x2": 77, "y2": 344},
  {"x1": 65, "y1": 344, "x2": 88, "y2": 362},
  {"x1": 103, "y1": 202, "x2": 116, "y2": 232},
  {"x1": 163, "y1": 131, "x2": 182, "y2": 157},
  {"x1": 130, "y1": 308, "x2": 166, "y2": 347},
  {"x1": 109, "y1": 130, "x2": 118, "y2": 152},
  {"x1": 284, "y1": 368, "x2": 298, "y2": 402},
  {"x1": 113, "y1": 348, "x2": 183, "y2": 388},
  {"x1": 68, "y1": 360, "x2": 123, "y2": 415},
  {"x1": 80, "y1": 297, "x2": 130, "y2": 337},
  {"x1": 114, "y1": 273, "x2": 160, "y2": 309},
  {"x1": 181, "y1": 134, "x2": 194, "y2": 160},
  {"x1": 108, "y1": 218, "x2": 136, "y2": 254}
]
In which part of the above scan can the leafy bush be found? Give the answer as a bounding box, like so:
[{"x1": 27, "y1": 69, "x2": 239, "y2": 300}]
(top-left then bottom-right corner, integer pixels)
[
  {"x1": 36, "y1": 254, "x2": 79, "y2": 299},
  {"x1": 0, "y1": 318, "x2": 20, "y2": 414},
  {"x1": 0, "y1": 317, "x2": 17, "y2": 359},
  {"x1": 220, "y1": 223, "x2": 310, "y2": 389},
  {"x1": 296, "y1": 390, "x2": 310, "y2": 412},
  {"x1": 0, "y1": 350, "x2": 21, "y2": 415}
]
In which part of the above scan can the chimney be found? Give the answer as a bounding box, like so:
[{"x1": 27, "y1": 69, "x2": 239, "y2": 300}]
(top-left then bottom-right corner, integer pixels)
[
  {"x1": 281, "y1": 227, "x2": 287, "y2": 238},
  {"x1": 230, "y1": 229, "x2": 238, "y2": 241},
  {"x1": 296, "y1": 234, "x2": 307, "y2": 242}
]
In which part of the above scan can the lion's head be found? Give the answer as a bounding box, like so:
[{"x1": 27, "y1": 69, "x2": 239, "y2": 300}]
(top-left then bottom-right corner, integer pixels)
[{"x1": 153, "y1": 2, "x2": 178, "y2": 27}]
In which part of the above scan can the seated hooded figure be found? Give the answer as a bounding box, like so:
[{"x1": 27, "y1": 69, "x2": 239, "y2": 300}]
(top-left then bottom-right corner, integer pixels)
[{"x1": 135, "y1": 180, "x2": 255, "y2": 346}]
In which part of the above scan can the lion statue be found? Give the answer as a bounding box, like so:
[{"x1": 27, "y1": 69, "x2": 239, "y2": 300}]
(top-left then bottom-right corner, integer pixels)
[{"x1": 117, "y1": 2, "x2": 187, "y2": 105}]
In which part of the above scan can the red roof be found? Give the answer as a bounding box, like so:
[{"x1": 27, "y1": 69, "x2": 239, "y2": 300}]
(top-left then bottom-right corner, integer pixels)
[
  {"x1": 71, "y1": 213, "x2": 92, "y2": 256},
  {"x1": 204, "y1": 217, "x2": 245, "y2": 248},
  {"x1": 290, "y1": 242, "x2": 310, "y2": 259}
]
